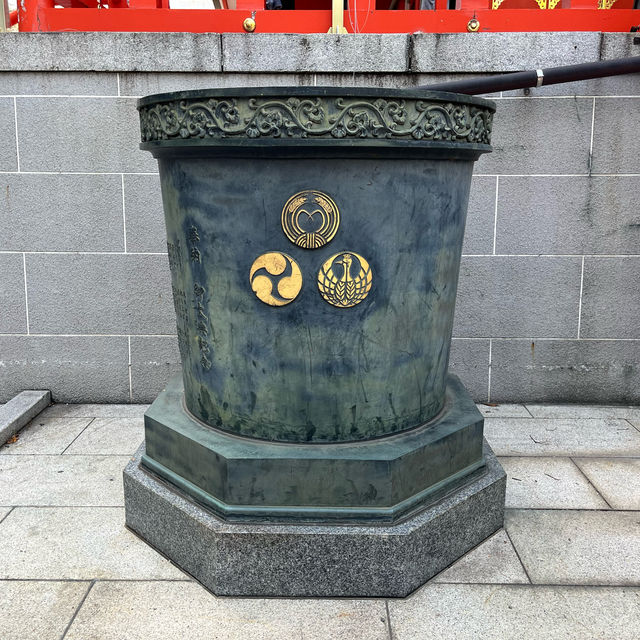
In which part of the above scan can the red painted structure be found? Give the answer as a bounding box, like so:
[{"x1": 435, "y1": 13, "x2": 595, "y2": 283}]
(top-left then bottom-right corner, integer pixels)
[{"x1": 15, "y1": 0, "x2": 640, "y2": 33}]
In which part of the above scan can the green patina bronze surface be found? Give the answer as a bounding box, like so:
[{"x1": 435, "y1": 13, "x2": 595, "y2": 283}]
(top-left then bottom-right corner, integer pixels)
[
  {"x1": 160, "y1": 156, "x2": 474, "y2": 442},
  {"x1": 137, "y1": 87, "x2": 495, "y2": 521},
  {"x1": 139, "y1": 88, "x2": 492, "y2": 146},
  {"x1": 141, "y1": 373, "x2": 485, "y2": 523},
  {"x1": 139, "y1": 87, "x2": 494, "y2": 444}
]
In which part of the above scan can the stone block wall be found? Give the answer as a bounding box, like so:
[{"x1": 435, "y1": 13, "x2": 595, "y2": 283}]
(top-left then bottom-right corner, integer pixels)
[{"x1": 0, "y1": 31, "x2": 638, "y2": 403}]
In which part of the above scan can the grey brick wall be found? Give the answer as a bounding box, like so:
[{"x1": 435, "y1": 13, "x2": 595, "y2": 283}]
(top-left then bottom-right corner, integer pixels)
[{"x1": 0, "y1": 32, "x2": 638, "y2": 403}]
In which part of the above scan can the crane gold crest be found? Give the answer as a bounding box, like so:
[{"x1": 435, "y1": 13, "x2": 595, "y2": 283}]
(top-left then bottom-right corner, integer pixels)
[{"x1": 249, "y1": 190, "x2": 373, "y2": 308}]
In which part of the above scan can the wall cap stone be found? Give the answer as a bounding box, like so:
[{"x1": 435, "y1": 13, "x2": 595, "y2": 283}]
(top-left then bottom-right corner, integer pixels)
[
  {"x1": 1, "y1": 31, "x2": 636, "y2": 74},
  {"x1": 0, "y1": 32, "x2": 223, "y2": 72}
]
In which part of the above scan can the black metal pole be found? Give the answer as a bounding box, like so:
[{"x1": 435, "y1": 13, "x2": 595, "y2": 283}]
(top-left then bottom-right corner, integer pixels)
[{"x1": 423, "y1": 56, "x2": 640, "y2": 95}]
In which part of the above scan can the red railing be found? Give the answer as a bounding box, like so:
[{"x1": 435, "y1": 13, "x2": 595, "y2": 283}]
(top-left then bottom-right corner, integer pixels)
[{"x1": 15, "y1": 0, "x2": 640, "y2": 33}]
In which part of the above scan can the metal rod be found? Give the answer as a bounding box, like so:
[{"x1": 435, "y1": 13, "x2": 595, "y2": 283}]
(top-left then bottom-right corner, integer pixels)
[{"x1": 422, "y1": 56, "x2": 640, "y2": 95}]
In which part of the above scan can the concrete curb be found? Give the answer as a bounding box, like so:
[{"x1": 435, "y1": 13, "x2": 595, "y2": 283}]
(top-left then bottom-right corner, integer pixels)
[{"x1": 0, "y1": 390, "x2": 51, "y2": 445}]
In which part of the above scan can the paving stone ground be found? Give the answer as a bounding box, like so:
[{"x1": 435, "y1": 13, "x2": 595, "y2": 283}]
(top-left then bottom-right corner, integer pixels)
[{"x1": 0, "y1": 402, "x2": 638, "y2": 639}]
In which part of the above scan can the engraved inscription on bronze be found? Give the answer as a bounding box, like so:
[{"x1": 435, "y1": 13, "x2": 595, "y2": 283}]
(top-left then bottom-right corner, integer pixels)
[
  {"x1": 250, "y1": 252, "x2": 303, "y2": 307},
  {"x1": 193, "y1": 282, "x2": 212, "y2": 370},
  {"x1": 172, "y1": 285, "x2": 188, "y2": 322},
  {"x1": 317, "y1": 252, "x2": 372, "y2": 308},
  {"x1": 172, "y1": 285, "x2": 190, "y2": 363},
  {"x1": 188, "y1": 225, "x2": 202, "y2": 263},
  {"x1": 281, "y1": 190, "x2": 340, "y2": 249},
  {"x1": 167, "y1": 240, "x2": 183, "y2": 272}
]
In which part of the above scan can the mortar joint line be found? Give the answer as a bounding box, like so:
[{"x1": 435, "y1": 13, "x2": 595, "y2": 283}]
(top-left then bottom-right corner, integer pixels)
[
  {"x1": 588, "y1": 97, "x2": 596, "y2": 177},
  {"x1": 503, "y1": 527, "x2": 533, "y2": 584},
  {"x1": 3, "y1": 250, "x2": 639, "y2": 258},
  {"x1": 384, "y1": 599, "x2": 394, "y2": 640},
  {"x1": 128, "y1": 336, "x2": 133, "y2": 403},
  {"x1": 22, "y1": 253, "x2": 30, "y2": 335},
  {"x1": 0, "y1": 578, "x2": 94, "y2": 583},
  {"x1": 2, "y1": 333, "x2": 639, "y2": 342},
  {"x1": 0, "y1": 332, "x2": 177, "y2": 337},
  {"x1": 568, "y1": 456, "x2": 614, "y2": 510},
  {"x1": 462, "y1": 254, "x2": 640, "y2": 258},
  {"x1": 121, "y1": 174, "x2": 127, "y2": 253},
  {"x1": 494, "y1": 94, "x2": 640, "y2": 100},
  {"x1": 492, "y1": 175, "x2": 499, "y2": 255},
  {"x1": 0, "y1": 506, "x2": 14, "y2": 526},
  {"x1": 0, "y1": 171, "x2": 160, "y2": 176},
  {"x1": 5, "y1": 454, "x2": 140, "y2": 459},
  {"x1": 9, "y1": 94, "x2": 124, "y2": 99},
  {"x1": 0, "y1": 251, "x2": 168, "y2": 256},
  {"x1": 116, "y1": 72, "x2": 121, "y2": 97},
  {"x1": 12, "y1": 96, "x2": 20, "y2": 173},
  {"x1": 5, "y1": 170, "x2": 640, "y2": 178},
  {"x1": 624, "y1": 418, "x2": 640, "y2": 434},
  {"x1": 60, "y1": 580, "x2": 95, "y2": 640},
  {"x1": 577, "y1": 256, "x2": 585, "y2": 339},
  {"x1": 487, "y1": 338, "x2": 493, "y2": 403},
  {"x1": 60, "y1": 417, "x2": 96, "y2": 455},
  {"x1": 472, "y1": 173, "x2": 640, "y2": 178}
]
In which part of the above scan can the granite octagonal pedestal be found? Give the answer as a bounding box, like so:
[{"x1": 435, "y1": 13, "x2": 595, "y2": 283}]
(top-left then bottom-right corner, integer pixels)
[
  {"x1": 124, "y1": 439, "x2": 505, "y2": 598},
  {"x1": 124, "y1": 87, "x2": 505, "y2": 597},
  {"x1": 124, "y1": 373, "x2": 505, "y2": 597}
]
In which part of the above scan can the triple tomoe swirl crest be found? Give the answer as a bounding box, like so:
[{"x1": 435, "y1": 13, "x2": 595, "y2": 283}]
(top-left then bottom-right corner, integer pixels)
[{"x1": 139, "y1": 95, "x2": 493, "y2": 145}]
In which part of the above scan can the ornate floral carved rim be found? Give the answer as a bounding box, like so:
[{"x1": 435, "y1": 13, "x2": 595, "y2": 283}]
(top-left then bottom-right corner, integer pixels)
[{"x1": 138, "y1": 86, "x2": 494, "y2": 156}]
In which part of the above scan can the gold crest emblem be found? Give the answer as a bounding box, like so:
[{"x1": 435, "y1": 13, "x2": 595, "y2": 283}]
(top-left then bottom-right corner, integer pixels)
[
  {"x1": 317, "y1": 252, "x2": 372, "y2": 308},
  {"x1": 281, "y1": 190, "x2": 340, "y2": 249},
  {"x1": 250, "y1": 252, "x2": 302, "y2": 307}
]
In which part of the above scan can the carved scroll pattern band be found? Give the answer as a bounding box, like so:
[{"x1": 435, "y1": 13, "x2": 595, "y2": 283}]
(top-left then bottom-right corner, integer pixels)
[{"x1": 140, "y1": 97, "x2": 493, "y2": 145}]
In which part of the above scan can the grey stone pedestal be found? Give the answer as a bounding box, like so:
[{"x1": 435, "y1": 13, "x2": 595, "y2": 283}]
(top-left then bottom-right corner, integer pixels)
[{"x1": 124, "y1": 441, "x2": 505, "y2": 597}]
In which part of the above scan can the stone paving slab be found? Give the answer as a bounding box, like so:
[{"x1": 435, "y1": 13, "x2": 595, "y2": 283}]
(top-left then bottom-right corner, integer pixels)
[
  {"x1": 484, "y1": 418, "x2": 640, "y2": 457},
  {"x1": 499, "y1": 457, "x2": 609, "y2": 510},
  {"x1": 41, "y1": 403, "x2": 150, "y2": 419},
  {"x1": 0, "y1": 507, "x2": 186, "y2": 580},
  {"x1": 0, "y1": 417, "x2": 92, "y2": 455},
  {"x1": 526, "y1": 404, "x2": 640, "y2": 421},
  {"x1": 574, "y1": 458, "x2": 640, "y2": 510},
  {"x1": 0, "y1": 455, "x2": 128, "y2": 506},
  {"x1": 0, "y1": 403, "x2": 637, "y2": 636},
  {"x1": 432, "y1": 529, "x2": 529, "y2": 585},
  {"x1": 0, "y1": 580, "x2": 90, "y2": 640},
  {"x1": 504, "y1": 510, "x2": 640, "y2": 586},
  {"x1": 476, "y1": 403, "x2": 532, "y2": 418},
  {"x1": 64, "y1": 580, "x2": 389, "y2": 640},
  {"x1": 388, "y1": 584, "x2": 640, "y2": 640},
  {"x1": 64, "y1": 417, "x2": 144, "y2": 455}
]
